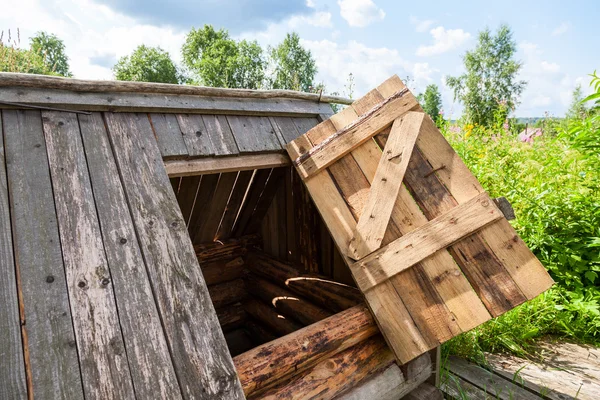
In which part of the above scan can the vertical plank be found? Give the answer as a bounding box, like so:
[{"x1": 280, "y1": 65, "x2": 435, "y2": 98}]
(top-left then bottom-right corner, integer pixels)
[
  {"x1": 243, "y1": 167, "x2": 286, "y2": 235},
  {"x1": 215, "y1": 170, "x2": 253, "y2": 240},
  {"x1": 197, "y1": 172, "x2": 238, "y2": 244},
  {"x1": 43, "y1": 111, "x2": 135, "y2": 399},
  {"x1": 292, "y1": 117, "x2": 321, "y2": 137},
  {"x1": 202, "y1": 115, "x2": 239, "y2": 156},
  {"x1": 3, "y1": 109, "x2": 84, "y2": 400},
  {"x1": 232, "y1": 168, "x2": 271, "y2": 236},
  {"x1": 0, "y1": 111, "x2": 27, "y2": 399},
  {"x1": 227, "y1": 116, "x2": 282, "y2": 153},
  {"x1": 293, "y1": 172, "x2": 320, "y2": 274},
  {"x1": 79, "y1": 112, "x2": 182, "y2": 399},
  {"x1": 177, "y1": 176, "x2": 201, "y2": 226},
  {"x1": 177, "y1": 114, "x2": 215, "y2": 157},
  {"x1": 105, "y1": 112, "x2": 244, "y2": 399},
  {"x1": 275, "y1": 182, "x2": 288, "y2": 259},
  {"x1": 149, "y1": 113, "x2": 188, "y2": 159},
  {"x1": 170, "y1": 177, "x2": 181, "y2": 195},
  {"x1": 189, "y1": 173, "x2": 220, "y2": 244},
  {"x1": 284, "y1": 167, "x2": 297, "y2": 264}
]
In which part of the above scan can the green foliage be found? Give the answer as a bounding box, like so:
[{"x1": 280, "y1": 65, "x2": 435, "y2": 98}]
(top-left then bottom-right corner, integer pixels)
[
  {"x1": 441, "y1": 72, "x2": 600, "y2": 360},
  {"x1": 182, "y1": 25, "x2": 265, "y2": 89},
  {"x1": 447, "y1": 25, "x2": 526, "y2": 126},
  {"x1": 417, "y1": 84, "x2": 442, "y2": 120},
  {"x1": 30, "y1": 31, "x2": 72, "y2": 77},
  {"x1": 1, "y1": 29, "x2": 69, "y2": 76},
  {"x1": 268, "y1": 32, "x2": 316, "y2": 92},
  {"x1": 113, "y1": 45, "x2": 182, "y2": 84}
]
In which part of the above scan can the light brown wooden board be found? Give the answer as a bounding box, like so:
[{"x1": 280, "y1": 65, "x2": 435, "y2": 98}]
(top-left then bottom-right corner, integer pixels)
[{"x1": 286, "y1": 74, "x2": 553, "y2": 365}]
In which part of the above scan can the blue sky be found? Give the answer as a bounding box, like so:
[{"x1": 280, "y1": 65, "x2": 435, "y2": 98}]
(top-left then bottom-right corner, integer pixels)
[{"x1": 1, "y1": 0, "x2": 597, "y2": 116}]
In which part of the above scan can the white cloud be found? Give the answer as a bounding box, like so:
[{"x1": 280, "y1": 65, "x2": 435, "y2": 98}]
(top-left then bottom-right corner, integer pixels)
[
  {"x1": 552, "y1": 21, "x2": 570, "y2": 36},
  {"x1": 409, "y1": 16, "x2": 435, "y2": 33},
  {"x1": 540, "y1": 61, "x2": 560, "y2": 73},
  {"x1": 337, "y1": 0, "x2": 385, "y2": 27},
  {"x1": 416, "y1": 26, "x2": 471, "y2": 56},
  {"x1": 288, "y1": 11, "x2": 333, "y2": 29},
  {"x1": 532, "y1": 94, "x2": 552, "y2": 107}
]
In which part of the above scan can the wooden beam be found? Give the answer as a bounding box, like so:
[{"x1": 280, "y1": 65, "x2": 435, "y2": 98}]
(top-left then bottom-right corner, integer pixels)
[
  {"x1": 195, "y1": 234, "x2": 259, "y2": 263},
  {"x1": 200, "y1": 257, "x2": 245, "y2": 286},
  {"x1": 243, "y1": 299, "x2": 302, "y2": 336},
  {"x1": 348, "y1": 112, "x2": 424, "y2": 260},
  {"x1": 233, "y1": 304, "x2": 377, "y2": 397},
  {"x1": 207, "y1": 279, "x2": 248, "y2": 309},
  {"x1": 291, "y1": 87, "x2": 419, "y2": 179},
  {"x1": 165, "y1": 153, "x2": 290, "y2": 177},
  {"x1": 350, "y1": 192, "x2": 504, "y2": 292},
  {"x1": 0, "y1": 72, "x2": 352, "y2": 104},
  {"x1": 216, "y1": 304, "x2": 247, "y2": 333}
]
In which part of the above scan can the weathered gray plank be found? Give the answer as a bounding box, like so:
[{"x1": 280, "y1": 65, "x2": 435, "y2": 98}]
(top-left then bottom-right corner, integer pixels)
[
  {"x1": 149, "y1": 113, "x2": 188, "y2": 159},
  {"x1": 292, "y1": 116, "x2": 321, "y2": 135},
  {"x1": 42, "y1": 111, "x2": 135, "y2": 399},
  {"x1": 270, "y1": 116, "x2": 299, "y2": 146},
  {"x1": 79, "y1": 112, "x2": 182, "y2": 399},
  {"x1": 104, "y1": 112, "x2": 244, "y2": 399},
  {"x1": 227, "y1": 116, "x2": 282, "y2": 153},
  {"x1": 202, "y1": 115, "x2": 239, "y2": 156},
  {"x1": 0, "y1": 87, "x2": 335, "y2": 116},
  {"x1": 177, "y1": 114, "x2": 215, "y2": 157},
  {"x1": 215, "y1": 170, "x2": 253, "y2": 240},
  {"x1": 0, "y1": 112, "x2": 27, "y2": 400},
  {"x1": 3, "y1": 109, "x2": 84, "y2": 400}
]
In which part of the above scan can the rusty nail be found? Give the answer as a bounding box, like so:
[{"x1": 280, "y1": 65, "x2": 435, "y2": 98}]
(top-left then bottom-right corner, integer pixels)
[
  {"x1": 77, "y1": 281, "x2": 86, "y2": 288},
  {"x1": 46, "y1": 275, "x2": 55, "y2": 283},
  {"x1": 120, "y1": 238, "x2": 127, "y2": 244}
]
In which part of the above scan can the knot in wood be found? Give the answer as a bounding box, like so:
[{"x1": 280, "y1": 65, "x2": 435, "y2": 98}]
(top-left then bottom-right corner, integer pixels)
[
  {"x1": 77, "y1": 281, "x2": 86, "y2": 289},
  {"x1": 46, "y1": 275, "x2": 55, "y2": 283},
  {"x1": 101, "y1": 278, "x2": 110, "y2": 286},
  {"x1": 481, "y1": 199, "x2": 490, "y2": 207},
  {"x1": 120, "y1": 237, "x2": 127, "y2": 244}
]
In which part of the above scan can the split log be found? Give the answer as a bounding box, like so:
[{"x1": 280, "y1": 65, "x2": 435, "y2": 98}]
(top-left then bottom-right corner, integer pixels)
[
  {"x1": 246, "y1": 252, "x2": 363, "y2": 312},
  {"x1": 201, "y1": 256, "x2": 245, "y2": 286},
  {"x1": 233, "y1": 304, "x2": 377, "y2": 397},
  {"x1": 208, "y1": 279, "x2": 247, "y2": 309},
  {"x1": 243, "y1": 299, "x2": 302, "y2": 336},
  {"x1": 245, "y1": 320, "x2": 278, "y2": 346},
  {"x1": 195, "y1": 234, "x2": 259, "y2": 263},
  {"x1": 337, "y1": 354, "x2": 433, "y2": 400},
  {"x1": 216, "y1": 303, "x2": 247, "y2": 332},
  {"x1": 251, "y1": 335, "x2": 394, "y2": 400},
  {"x1": 245, "y1": 275, "x2": 332, "y2": 326}
]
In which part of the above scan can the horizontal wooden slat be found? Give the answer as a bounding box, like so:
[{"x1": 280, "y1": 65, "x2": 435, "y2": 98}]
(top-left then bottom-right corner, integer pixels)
[
  {"x1": 165, "y1": 153, "x2": 290, "y2": 177},
  {"x1": 291, "y1": 88, "x2": 419, "y2": 179},
  {"x1": 351, "y1": 192, "x2": 504, "y2": 292}
]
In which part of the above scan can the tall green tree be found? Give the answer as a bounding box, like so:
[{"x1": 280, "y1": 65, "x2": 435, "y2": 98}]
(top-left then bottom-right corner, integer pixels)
[
  {"x1": 113, "y1": 45, "x2": 181, "y2": 84},
  {"x1": 418, "y1": 84, "x2": 443, "y2": 120},
  {"x1": 1, "y1": 30, "x2": 70, "y2": 76},
  {"x1": 566, "y1": 84, "x2": 588, "y2": 119},
  {"x1": 446, "y1": 25, "x2": 526, "y2": 126},
  {"x1": 268, "y1": 32, "x2": 316, "y2": 92},
  {"x1": 182, "y1": 25, "x2": 265, "y2": 89},
  {"x1": 30, "y1": 32, "x2": 72, "y2": 77}
]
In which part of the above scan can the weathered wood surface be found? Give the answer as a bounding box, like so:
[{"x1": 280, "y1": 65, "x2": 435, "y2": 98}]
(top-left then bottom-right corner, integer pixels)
[
  {"x1": 234, "y1": 303, "x2": 378, "y2": 397},
  {"x1": 165, "y1": 153, "x2": 291, "y2": 177},
  {"x1": 227, "y1": 115, "x2": 282, "y2": 153},
  {"x1": 43, "y1": 111, "x2": 135, "y2": 399},
  {"x1": 0, "y1": 72, "x2": 352, "y2": 104},
  {"x1": 177, "y1": 114, "x2": 215, "y2": 157},
  {"x1": 149, "y1": 113, "x2": 188, "y2": 159},
  {"x1": 0, "y1": 86, "x2": 336, "y2": 116},
  {"x1": 196, "y1": 172, "x2": 238, "y2": 243},
  {"x1": 200, "y1": 256, "x2": 245, "y2": 286},
  {"x1": 403, "y1": 383, "x2": 444, "y2": 400},
  {"x1": 337, "y1": 356, "x2": 433, "y2": 400},
  {"x1": 254, "y1": 335, "x2": 395, "y2": 400},
  {"x1": 195, "y1": 234, "x2": 259, "y2": 262},
  {"x1": 243, "y1": 168, "x2": 286, "y2": 235},
  {"x1": 79, "y1": 112, "x2": 182, "y2": 399},
  {"x1": 215, "y1": 171, "x2": 254, "y2": 240},
  {"x1": 188, "y1": 173, "x2": 219, "y2": 244},
  {"x1": 348, "y1": 112, "x2": 424, "y2": 260},
  {"x1": 351, "y1": 192, "x2": 504, "y2": 292},
  {"x1": 246, "y1": 252, "x2": 363, "y2": 313},
  {"x1": 232, "y1": 169, "x2": 271, "y2": 236},
  {"x1": 245, "y1": 275, "x2": 332, "y2": 326},
  {"x1": 3, "y1": 109, "x2": 84, "y2": 399},
  {"x1": 202, "y1": 115, "x2": 239, "y2": 156},
  {"x1": 243, "y1": 298, "x2": 302, "y2": 336},
  {"x1": 0, "y1": 112, "x2": 27, "y2": 400},
  {"x1": 207, "y1": 279, "x2": 248, "y2": 309},
  {"x1": 176, "y1": 175, "x2": 201, "y2": 226},
  {"x1": 105, "y1": 112, "x2": 244, "y2": 399}
]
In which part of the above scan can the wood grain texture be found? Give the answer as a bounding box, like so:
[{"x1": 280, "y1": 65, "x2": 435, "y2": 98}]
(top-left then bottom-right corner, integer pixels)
[
  {"x1": 79, "y1": 112, "x2": 182, "y2": 399},
  {"x1": 105, "y1": 112, "x2": 244, "y2": 399},
  {"x1": 349, "y1": 112, "x2": 424, "y2": 260},
  {"x1": 42, "y1": 111, "x2": 135, "y2": 399},
  {"x1": 176, "y1": 175, "x2": 201, "y2": 226},
  {"x1": 351, "y1": 193, "x2": 504, "y2": 292},
  {"x1": 232, "y1": 169, "x2": 271, "y2": 236},
  {"x1": 177, "y1": 114, "x2": 215, "y2": 157},
  {"x1": 165, "y1": 153, "x2": 290, "y2": 177},
  {"x1": 3, "y1": 109, "x2": 84, "y2": 400},
  {"x1": 201, "y1": 115, "x2": 239, "y2": 156},
  {"x1": 195, "y1": 172, "x2": 237, "y2": 243},
  {"x1": 207, "y1": 279, "x2": 248, "y2": 309},
  {"x1": 200, "y1": 256, "x2": 245, "y2": 286},
  {"x1": 215, "y1": 171, "x2": 253, "y2": 240},
  {"x1": 0, "y1": 111, "x2": 27, "y2": 400},
  {"x1": 148, "y1": 113, "x2": 188, "y2": 159},
  {"x1": 243, "y1": 167, "x2": 286, "y2": 235},
  {"x1": 189, "y1": 173, "x2": 220, "y2": 244},
  {"x1": 227, "y1": 116, "x2": 282, "y2": 153}
]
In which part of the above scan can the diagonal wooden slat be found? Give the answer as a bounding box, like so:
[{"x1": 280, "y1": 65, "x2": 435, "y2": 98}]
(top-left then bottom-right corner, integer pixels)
[
  {"x1": 349, "y1": 112, "x2": 425, "y2": 260},
  {"x1": 350, "y1": 193, "x2": 504, "y2": 292}
]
